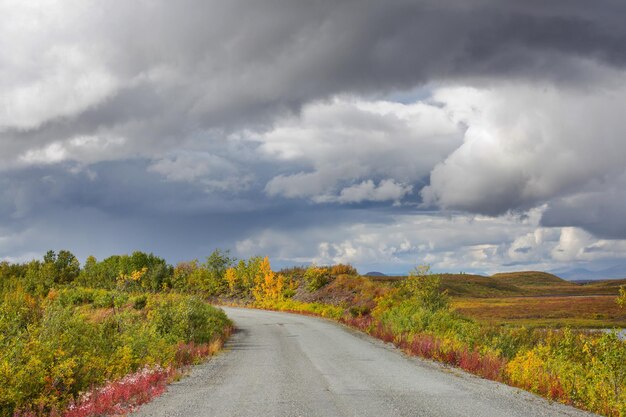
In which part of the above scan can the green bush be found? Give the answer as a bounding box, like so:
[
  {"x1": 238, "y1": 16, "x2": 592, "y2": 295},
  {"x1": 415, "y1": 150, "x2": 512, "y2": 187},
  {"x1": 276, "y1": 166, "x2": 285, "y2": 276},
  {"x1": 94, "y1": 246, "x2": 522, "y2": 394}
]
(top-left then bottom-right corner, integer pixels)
[
  {"x1": 304, "y1": 266, "x2": 331, "y2": 291},
  {"x1": 148, "y1": 294, "x2": 230, "y2": 344},
  {"x1": 92, "y1": 290, "x2": 115, "y2": 308},
  {"x1": 132, "y1": 294, "x2": 148, "y2": 310},
  {"x1": 401, "y1": 265, "x2": 449, "y2": 312}
]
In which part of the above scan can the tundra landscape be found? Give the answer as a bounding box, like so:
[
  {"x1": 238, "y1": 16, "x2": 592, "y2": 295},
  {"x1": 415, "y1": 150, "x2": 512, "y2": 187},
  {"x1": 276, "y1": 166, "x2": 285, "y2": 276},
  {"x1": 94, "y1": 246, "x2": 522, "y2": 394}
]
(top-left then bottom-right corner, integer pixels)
[
  {"x1": 1, "y1": 250, "x2": 625, "y2": 416},
  {"x1": 3, "y1": 0, "x2": 626, "y2": 416}
]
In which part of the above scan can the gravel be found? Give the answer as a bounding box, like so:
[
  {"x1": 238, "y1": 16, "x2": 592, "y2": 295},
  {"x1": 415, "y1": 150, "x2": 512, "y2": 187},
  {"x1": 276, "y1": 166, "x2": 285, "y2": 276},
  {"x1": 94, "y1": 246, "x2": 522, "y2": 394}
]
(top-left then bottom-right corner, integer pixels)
[{"x1": 132, "y1": 307, "x2": 599, "y2": 417}]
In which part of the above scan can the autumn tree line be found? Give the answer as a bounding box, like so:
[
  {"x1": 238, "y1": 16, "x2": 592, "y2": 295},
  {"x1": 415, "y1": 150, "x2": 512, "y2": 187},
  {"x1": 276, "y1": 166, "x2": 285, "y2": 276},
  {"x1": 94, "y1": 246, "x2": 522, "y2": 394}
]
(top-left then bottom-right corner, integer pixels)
[{"x1": 0, "y1": 248, "x2": 358, "y2": 301}]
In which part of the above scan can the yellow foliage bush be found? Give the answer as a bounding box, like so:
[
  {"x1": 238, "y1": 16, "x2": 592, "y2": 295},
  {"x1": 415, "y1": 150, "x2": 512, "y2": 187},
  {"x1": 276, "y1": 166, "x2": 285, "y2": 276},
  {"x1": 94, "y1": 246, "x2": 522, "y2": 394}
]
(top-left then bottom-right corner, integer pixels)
[
  {"x1": 225, "y1": 267, "x2": 238, "y2": 295},
  {"x1": 252, "y1": 257, "x2": 286, "y2": 303},
  {"x1": 507, "y1": 330, "x2": 626, "y2": 415},
  {"x1": 116, "y1": 267, "x2": 148, "y2": 291}
]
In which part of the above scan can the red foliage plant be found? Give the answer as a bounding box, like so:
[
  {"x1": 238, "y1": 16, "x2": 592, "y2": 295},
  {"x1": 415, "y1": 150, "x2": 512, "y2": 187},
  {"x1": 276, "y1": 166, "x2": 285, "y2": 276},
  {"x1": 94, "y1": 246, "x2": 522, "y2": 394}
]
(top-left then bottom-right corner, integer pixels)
[
  {"x1": 340, "y1": 315, "x2": 373, "y2": 331},
  {"x1": 63, "y1": 366, "x2": 172, "y2": 417},
  {"x1": 13, "y1": 367, "x2": 172, "y2": 417},
  {"x1": 341, "y1": 315, "x2": 507, "y2": 383}
]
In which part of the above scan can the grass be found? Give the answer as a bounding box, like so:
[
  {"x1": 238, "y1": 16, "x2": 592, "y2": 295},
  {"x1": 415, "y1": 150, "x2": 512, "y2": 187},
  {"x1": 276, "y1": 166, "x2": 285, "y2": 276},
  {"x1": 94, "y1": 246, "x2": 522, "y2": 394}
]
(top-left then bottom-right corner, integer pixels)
[{"x1": 453, "y1": 295, "x2": 626, "y2": 328}]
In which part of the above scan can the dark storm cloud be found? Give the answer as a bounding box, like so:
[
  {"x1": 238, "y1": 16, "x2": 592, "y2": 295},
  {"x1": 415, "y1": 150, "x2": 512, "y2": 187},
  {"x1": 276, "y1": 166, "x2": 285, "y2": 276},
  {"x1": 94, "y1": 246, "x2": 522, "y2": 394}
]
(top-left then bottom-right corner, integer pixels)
[
  {"x1": 542, "y1": 186, "x2": 626, "y2": 240},
  {"x1": 0, "y1": 161, "x2": 397, "y2": 263},
  {"x1": 4, "y1": 0, "x2": 625, "y2": 173},
  {"x1": 3, "y1": 0, "x2": 626, "y2": 140}
]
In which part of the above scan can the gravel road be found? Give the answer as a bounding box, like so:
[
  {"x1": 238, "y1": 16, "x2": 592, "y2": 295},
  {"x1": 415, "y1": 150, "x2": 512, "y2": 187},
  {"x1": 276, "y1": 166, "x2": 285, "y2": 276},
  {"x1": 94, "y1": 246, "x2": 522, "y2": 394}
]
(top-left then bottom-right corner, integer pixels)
[{"x1": 133, "y1": 307, "x2": 598, "y2": 417}]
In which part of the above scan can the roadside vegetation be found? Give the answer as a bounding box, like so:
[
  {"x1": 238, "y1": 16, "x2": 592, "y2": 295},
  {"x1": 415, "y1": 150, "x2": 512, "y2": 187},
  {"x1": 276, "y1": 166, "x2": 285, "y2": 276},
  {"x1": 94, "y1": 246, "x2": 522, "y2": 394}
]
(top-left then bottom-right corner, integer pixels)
[
  {"x1": 2, "y1": 249, "x2": 625, "y2": 416},
  {"x1": 0, "y1": 251, "x2": 231, "y2": 417}
]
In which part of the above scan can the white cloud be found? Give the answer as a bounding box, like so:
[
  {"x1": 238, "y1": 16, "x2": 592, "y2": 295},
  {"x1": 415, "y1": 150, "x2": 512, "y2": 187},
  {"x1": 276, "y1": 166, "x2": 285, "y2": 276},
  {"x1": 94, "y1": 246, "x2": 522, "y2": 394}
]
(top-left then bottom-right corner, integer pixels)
[
  {"x1": 0, "y1": 1, "x2": 119, "y2": 131},
  {"x1": 148, "y1": 152, "x2": 252, "y2": 192},
  {"x1": 235, "y1": 206, "x2": 626, "y2": 273},
  {"x1": 316, "y1": 179, "x2": 412, "y2": 204},
  {"x1": 18, "y1": 135, "x2": 127, "y2": 166},
  {"x1": 19, "y1": 142, "x2": 68, "y2": 165},
  {"x1": 551, "y1": 227, "x2": 626, "y2": 262},
  {"x1": 149, "y1": 153, "x2": 231, "y2": 182},
  {"x1": 507, "y1": 227, "x2": 560, "y2": 262},
  {"x1": 257, "y1": 96, "x2": 462, "y2": 202},
  {"x1": 265, "y1": 171, "x2": 332, "y2": 199},
  {"x1": 422, "y1": 68, "x2": 626, "y2": 217}
]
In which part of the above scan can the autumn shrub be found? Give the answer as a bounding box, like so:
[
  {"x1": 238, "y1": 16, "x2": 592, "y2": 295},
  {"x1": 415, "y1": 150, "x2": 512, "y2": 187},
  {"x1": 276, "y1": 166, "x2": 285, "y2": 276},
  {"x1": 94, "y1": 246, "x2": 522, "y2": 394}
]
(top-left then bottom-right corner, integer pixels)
[
  {"x1": 147, "y1": 294, "x2": 230, "y2": 344},
  {"x1": 251, "y1": 258, "x2": 286, "y2": 303},
  {"x1": 507, "y1": 329, "x2": 626, "y2": 415},
  {"x1": 341, "y1": 314, "x2": 374, "y2": 331},
  {"x1": 330, "y1": 264, "x2": 358, "y2": 276},
  {"x1": 91, "y1": 290, "x2": 115, "y2": 309},
  {"x1": 618, "y1": 286, "x2": 626, "y2": 309},
  {"x1": 0, "y1": 287, "x2": 41, "y2": 342},
  {"x1": 279, "y1": 266, "x2": 307, "y2": 282},
  {"x1": 223, "y1": 257, "x2": 263, "y2": 298},
  {"x1": 132, "y1": 294, "x2": 148, "y2": 310},
  {"x1": 56, "y1": 287, "x2": 95, "y2": 306},
  {"x1": 304, "y1": 266, "x2": 331, "y2": 291},
  {"x1": 482, "y1": 326, "x2": 542, "y2": 359},
  {"x1": 400, "y1": 265, "x2": 449, "y2": 312},
  {"x1": 349, "y1": 305, "x2": 370, "y2": 317}
]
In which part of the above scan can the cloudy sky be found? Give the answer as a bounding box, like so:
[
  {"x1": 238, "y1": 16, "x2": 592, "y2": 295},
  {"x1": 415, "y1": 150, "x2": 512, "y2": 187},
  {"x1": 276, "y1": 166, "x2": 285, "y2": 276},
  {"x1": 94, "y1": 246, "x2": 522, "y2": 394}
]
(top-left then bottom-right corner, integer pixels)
[{"x1": 2, "y1": 0, "x2": 626, "y2": 275}]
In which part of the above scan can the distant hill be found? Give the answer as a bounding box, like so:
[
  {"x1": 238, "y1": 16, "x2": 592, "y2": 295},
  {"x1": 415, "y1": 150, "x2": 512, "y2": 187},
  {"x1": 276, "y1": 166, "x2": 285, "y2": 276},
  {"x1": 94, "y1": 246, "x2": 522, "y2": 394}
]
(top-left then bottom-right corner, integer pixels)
[
  {"x1": 439, "y1": 273, "x2": 522, "y2": 297},
  {"x1": 365, "y1": 269, "x2": 624, "y2": 297},
  {"x1": 580, "y1": 277, "x2": 626, "y2": 288},
  {"x1": 365, "y1": 271, "x2": 626, "y2": 298},
  {"x1": 552, "y1": 265, "x2": 626, "y2": 281}
]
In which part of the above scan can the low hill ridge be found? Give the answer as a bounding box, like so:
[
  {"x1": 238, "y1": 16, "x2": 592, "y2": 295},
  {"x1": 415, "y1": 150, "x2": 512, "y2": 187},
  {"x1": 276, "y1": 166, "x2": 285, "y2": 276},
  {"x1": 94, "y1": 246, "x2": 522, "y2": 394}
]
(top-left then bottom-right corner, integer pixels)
[
  {"x1": 364, "y1": 271, "x2": 387, "y2": 277},
  {"x1": 366, "y1": 270, "x2": 623, "y2": 297},
  {"x1": 491, "y1": 271, "x2": 568, "y2": 286}
]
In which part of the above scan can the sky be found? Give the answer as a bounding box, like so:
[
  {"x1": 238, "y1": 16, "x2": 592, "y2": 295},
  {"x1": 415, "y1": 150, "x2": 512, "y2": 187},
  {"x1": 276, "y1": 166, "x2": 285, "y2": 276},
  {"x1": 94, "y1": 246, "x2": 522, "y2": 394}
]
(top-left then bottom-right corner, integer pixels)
[{"x1": 2, "y1": 0, "x2": 626, "y2": 276}]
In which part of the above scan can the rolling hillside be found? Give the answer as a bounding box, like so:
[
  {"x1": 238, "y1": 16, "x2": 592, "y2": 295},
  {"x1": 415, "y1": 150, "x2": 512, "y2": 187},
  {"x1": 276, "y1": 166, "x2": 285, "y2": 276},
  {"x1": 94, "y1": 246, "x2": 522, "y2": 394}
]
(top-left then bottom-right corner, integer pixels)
[
  {"x1": 368, "y1": 271, "x2": 624, "y2": 297},
  {"x1": 491, "y1": 271, "x2": 567, "y2": 286}
]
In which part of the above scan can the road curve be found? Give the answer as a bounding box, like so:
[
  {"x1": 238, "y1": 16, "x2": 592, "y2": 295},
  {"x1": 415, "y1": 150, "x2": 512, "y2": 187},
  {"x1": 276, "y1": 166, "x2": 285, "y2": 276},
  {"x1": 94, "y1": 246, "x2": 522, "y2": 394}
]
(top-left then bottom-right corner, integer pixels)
[{"x1": 133, "y1": 307, "x2": 597, "y2": 417}]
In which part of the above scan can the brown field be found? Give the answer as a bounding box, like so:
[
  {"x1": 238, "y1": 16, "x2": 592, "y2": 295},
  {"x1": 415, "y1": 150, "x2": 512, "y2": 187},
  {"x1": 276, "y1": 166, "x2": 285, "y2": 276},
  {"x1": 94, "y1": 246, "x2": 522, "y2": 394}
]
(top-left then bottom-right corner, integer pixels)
[{"x1": 452, "y1": 295, "x2": 626, "y2": 328}]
